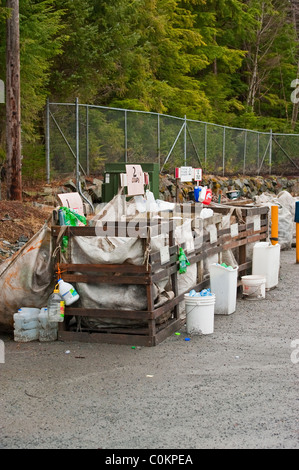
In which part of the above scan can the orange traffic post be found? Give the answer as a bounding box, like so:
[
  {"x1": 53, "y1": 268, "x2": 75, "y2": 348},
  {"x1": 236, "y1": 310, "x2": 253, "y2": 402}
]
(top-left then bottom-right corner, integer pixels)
[
  {"x1": 295, "y1": 201, "x2": 299, "y2": 264},
  {"x1": 271, "y1": 205, "x2": 279, "y2": 246}
]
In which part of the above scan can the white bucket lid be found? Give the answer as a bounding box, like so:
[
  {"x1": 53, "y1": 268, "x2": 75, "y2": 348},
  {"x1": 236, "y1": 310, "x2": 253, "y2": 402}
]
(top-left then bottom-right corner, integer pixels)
[{"x1": 184, "y1": 293, "x2": 216, "y2": 304}]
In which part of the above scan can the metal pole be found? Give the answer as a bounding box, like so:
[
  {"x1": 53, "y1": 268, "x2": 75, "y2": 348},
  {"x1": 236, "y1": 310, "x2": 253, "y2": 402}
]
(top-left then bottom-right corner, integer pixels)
[
  {"x1": 184, "y1": 115, "x2": 187, "y2": 165},
  {"x1": 160, "y1": 121, "x2": 185, "y2": 173},
  {"x1": 257, "y1": 133, "x2": 260, "y2": 174},
  {"x1": 75, "y1": 97, "x2": 79, "y2": 190},
  {"x1": 86, "y1": 105, "x2": 89, "y2": 176},
  {"x1": 124, "y1": 109, "x2": 128, "y2": 162},
  {"x1": 46, "y1": 98, "x2": 50, "y2": 183},
  {"x1": 157, "y1": 113, "x2": 161, "y2": 169},
  {"x1": 269, "y1": 129, "x2": 272, "y2": 175},
  {"x1": 204, "y1": 123, "x2": 207, "y2": 171},
  {"x1": 222, "y1": 127, "x2": 226, "y2": 176},
  {"x1": 243, "y1": 130, "x2": 247, "y2": 175}
]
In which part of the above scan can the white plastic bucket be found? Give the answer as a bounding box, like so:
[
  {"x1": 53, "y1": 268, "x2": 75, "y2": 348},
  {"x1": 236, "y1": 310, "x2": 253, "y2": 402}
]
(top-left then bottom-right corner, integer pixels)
[
  {"x1": 209, "y1": 264, "x2": 238, "y2": 315},
  {"x1": 252, "y1": 242, "x2": 280, "y2": 289},
  {"x1": 184, "y1": 293, "x2": 215, "y2": 334},
  {"x1": 241, "y1": 275, "x2": 266, "y2": 300}
]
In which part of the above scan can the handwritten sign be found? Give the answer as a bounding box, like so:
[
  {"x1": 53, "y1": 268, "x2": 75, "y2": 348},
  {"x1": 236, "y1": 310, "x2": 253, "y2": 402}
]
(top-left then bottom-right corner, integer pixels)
[{"x1": 126, "y1": 164, "x2": 144, "y2": 196}]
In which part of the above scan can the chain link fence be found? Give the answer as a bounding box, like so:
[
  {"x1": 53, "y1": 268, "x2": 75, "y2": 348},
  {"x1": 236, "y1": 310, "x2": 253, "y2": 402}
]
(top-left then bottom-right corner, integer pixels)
[{"x1": 46, "y1": 99, "x2": 299, "y2": 183}]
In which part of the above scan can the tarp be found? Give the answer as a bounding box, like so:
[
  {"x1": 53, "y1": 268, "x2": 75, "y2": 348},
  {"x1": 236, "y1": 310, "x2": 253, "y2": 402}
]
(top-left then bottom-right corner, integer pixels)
[
  {"x1": 254, "y1": 190, "x2": 298, "y2": 249},
  {"x1": 0, "y1": 225, "x2": 54, "y2": 332}
]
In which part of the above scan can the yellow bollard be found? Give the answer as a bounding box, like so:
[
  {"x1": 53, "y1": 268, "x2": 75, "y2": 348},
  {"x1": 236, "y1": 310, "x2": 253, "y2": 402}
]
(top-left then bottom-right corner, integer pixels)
[{"x1": 271, "y1": 205, "x2": 279, "y2": 246}]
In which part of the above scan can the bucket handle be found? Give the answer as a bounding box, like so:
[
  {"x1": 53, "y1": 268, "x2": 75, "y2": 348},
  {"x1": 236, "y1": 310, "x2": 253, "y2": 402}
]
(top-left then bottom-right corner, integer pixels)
[{"x1": 243, "y1": 285, "x2": 263, "y2": 297}]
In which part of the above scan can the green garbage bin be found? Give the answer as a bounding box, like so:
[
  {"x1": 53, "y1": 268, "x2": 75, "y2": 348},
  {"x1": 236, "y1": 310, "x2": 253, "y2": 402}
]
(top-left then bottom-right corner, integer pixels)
[{"x1": 102, "y1": 162, "x2": 160, "y2": 202}]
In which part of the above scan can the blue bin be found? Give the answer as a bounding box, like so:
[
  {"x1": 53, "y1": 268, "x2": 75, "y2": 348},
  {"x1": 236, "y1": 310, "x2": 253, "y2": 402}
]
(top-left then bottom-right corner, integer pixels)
[{"x1": 194, "y1": 186, "x2": 202, "y2": 202}]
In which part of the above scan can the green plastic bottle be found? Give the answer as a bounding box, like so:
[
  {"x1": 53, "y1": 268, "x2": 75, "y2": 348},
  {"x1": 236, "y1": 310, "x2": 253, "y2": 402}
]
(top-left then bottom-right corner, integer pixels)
[{"x1": 178, "y1": 247, "x2": 190, "y2": 274}]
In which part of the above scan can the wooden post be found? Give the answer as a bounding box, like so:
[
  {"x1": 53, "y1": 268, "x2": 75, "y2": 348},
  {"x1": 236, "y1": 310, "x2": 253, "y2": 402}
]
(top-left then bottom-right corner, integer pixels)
[{"x1": 6, "y1": 0, "x2": 22, "y2": 201}]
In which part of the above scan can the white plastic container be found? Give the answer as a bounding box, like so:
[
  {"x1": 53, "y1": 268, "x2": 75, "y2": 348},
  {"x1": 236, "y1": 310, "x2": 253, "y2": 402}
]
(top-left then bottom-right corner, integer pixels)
[
  {"x1": 38, "y1": 308, "x2": 58, "y2": 342},
  {"x1": 58, "y1": 279, "x2": 80, "y2": 306},
  {"x1": 13, "y1": 308, "x2": 40, "y2": 342},
  {"x1": 252, "y1": 241, "x2": 280, "y2": 289},
  {"x1": 185, "y1": 293, "x2": 215, "y2": 334},
  {"x1": 241, "y1": 275, "x2": 266, "y2": 300},
  {"x1": 209, "y1": 264, "x2": 238, "y2": 315}
]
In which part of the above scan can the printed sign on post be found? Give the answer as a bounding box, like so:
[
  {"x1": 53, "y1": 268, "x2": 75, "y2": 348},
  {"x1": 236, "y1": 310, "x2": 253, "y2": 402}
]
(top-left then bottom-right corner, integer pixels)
[
  {"x1": 194, "y1": 168, "x2": 202, "y2": 182},
  {"x1": 175, "y1": 167, "x2": 203, "y2": 182},
  {"x1": 179, "y1": 166, "x2": 193, "y2": 182},
  {"x1": 126, "y1": 164, "x2": 144, "y2": 196}
]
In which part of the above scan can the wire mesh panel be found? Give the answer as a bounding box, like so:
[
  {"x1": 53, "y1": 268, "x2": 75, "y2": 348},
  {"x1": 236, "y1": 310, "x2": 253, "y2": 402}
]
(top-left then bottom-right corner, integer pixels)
[
  {"x1": 49, "y1": 104, "x2": 77, "y2": 177},
  {"x1": 185, "y1": 120, "x2": 206, "y2": 170},
  {"x1": 159, "y1": 114, "x2": 186, "y2": 172},
  {"x1": 47, "y1": 100, "x2": 299, "y2": 180},
  {"x1": 126, "y1": 111, "x2": 159, "y2": 164},
  {"x1": 86, "y1": 106, "x2": 125, "y2": 172},
  {"x1": 272, "y1": 134, "x2": 299, "y2": 175}
]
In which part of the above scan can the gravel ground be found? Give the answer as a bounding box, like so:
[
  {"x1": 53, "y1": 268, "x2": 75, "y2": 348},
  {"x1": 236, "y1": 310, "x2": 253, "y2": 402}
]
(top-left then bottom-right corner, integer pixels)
[{"x1": 0, "y1": 248, "x2": 298, "y2": 450}]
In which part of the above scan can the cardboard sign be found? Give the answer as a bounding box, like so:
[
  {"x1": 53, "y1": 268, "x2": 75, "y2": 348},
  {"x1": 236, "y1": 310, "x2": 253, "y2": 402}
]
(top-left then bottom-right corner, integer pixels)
[
  {"x1": 126, "y1": 164, "x2": 144, "y2": 196},
  {"x1": 57, "y1": 192, "x2": 85, "y2": 226}
]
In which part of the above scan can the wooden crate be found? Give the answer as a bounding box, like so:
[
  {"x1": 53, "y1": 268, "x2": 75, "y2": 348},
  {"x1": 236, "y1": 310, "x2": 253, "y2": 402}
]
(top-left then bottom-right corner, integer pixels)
[{"x1": 52, "y1": 220, "x2": 183, "y2": 347}]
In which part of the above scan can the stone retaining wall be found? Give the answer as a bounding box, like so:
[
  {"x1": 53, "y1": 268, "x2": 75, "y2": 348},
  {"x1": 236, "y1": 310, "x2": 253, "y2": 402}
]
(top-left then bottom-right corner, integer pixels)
[{"x1": 159, "y1": 174, "x2": 299, "y2": 202}]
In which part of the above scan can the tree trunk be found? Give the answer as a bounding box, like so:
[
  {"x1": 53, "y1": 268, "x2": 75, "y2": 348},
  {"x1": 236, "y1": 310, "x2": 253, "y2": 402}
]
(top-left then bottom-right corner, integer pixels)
[{"x1": 6, "y1": 0, "x2": 22, "y2": 201}]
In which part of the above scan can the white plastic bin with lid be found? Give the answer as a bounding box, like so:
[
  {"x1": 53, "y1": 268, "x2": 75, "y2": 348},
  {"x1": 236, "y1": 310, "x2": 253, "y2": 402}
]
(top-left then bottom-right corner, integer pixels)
[
  {"x1": 209, "y1": 264, "x2": 238, "y2": 315},
  {"x1": 252, "y1": 241, "x2": 280, "y2": 289},
  {"x1": 184, "y1": 293, "x2": 215, "y2": 334}
]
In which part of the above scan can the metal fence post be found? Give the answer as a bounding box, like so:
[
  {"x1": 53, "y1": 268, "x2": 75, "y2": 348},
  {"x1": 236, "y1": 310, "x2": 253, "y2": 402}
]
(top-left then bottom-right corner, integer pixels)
[
  {"x1": 124, "y1": 109, "x2": 128, "y2": 162},
  {"x1": 45, "y1": 98, "x2": 50, "y2": 183},
  {"x1": 257, "y1": 133, "x2": 260, "y2": 174},
  {"x1": 269, "y1": 129, "x2": 272, "y2": 175},
  {"x1": 184, "y1": 115, "x2": 187, "y2": 165},
  {"x1": 204, "y1": 123, "x2": 207, "y2": 171},
  {"x1": 157, "y1": 113, "x2": 160, "y2": 169},
  {"x1": 222, "y1": 127, "x2": 226, "y2": 176},
  {"x1": 75, "y1": 97, "x2": 79, "y2": 189},
  {"x1": 86, "y1": 105, "x2": 89, "y2": 176},
  {"x1": 243, "y1": 130, "x2": 247, "y2": 175}
]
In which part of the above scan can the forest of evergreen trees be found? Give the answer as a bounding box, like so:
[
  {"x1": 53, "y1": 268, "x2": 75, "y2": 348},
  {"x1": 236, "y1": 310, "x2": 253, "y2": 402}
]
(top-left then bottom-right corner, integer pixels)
[{"x1": 1, "y1": 0, "x2": 299, "y2": 178}]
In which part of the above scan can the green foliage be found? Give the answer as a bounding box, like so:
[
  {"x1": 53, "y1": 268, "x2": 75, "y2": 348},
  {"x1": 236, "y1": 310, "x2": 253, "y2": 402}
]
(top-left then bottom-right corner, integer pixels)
[{"x1": 1, "y1": 0, "x2": 299, "y2": 179}]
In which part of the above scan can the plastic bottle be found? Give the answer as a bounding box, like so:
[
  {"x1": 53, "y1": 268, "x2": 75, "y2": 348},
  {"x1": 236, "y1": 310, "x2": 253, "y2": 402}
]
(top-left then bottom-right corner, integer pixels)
[
  {"x1": 178, "y1": 247, "x2": 190, "y2": 274},
  {"x1": 57, "y1": 279, "x2": 80, "y2": 306},
  {"x1": 47, "y1": 288, "x2": 65, "y2": 323},
  {"x1": 38, "y1": 307, "x2": 58, "y2": 342}
]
